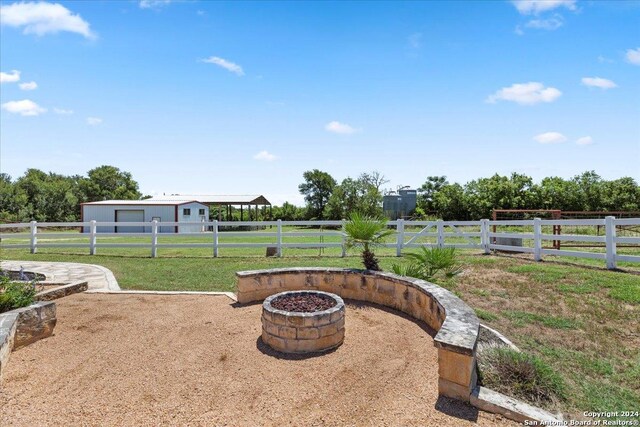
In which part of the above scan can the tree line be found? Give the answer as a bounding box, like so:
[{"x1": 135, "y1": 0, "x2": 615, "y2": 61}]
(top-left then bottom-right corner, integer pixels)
[
  {"x1": 0, "y1": 166, "x2": 141, "y2": 222},
  {"x1": 1, "y1": 166, "x2": 638, "y2": 223},
  {"x1": 296, "y1": 169, "x2": 640, "y2": 221}
]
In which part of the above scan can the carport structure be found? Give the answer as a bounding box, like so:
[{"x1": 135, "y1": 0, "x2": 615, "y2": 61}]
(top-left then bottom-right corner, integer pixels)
[{"x1": 147, "y1": 195, "x2": 272, "y2": 221}]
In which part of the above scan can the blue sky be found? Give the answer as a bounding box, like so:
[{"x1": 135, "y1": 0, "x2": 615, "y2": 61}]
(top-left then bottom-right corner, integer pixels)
[{"x1": 1, "y1": 0, "x2": 639, "y2": 205}]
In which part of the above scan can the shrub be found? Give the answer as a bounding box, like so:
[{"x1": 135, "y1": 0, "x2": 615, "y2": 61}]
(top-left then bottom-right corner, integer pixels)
[
  {"x1": 0, "y1": 273, "x2": 39, "y2": 313},
  {"x1": 343, "y1": 213, "x2": 393, "y2": 271},
  {"x1": 477, "y1": 347, "x2": 566, "y2": 405},
  {"x1": 391, "y1": 246, "x2": 462, "y2": 281}
]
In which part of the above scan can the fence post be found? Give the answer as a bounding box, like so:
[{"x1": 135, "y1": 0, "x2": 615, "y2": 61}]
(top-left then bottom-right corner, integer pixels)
[
  {"x1": 437, "y1": 220, "x2": 444, "y2": 248},
  {"x1": 396, "y1": 219, "x2": 404, "y2": 257},
  {"x1": 29, "y1": 220, "x2": 37, "y2": 254},
  {"x1": 533, "y1": 217, "x2": 542, "y2": 262},
  {"x1": 90, "y1": 220, "x2": 97, "y2": 255},
  {"x1": 151, "y1": 220, "x2": 158, "y2": 258},
  {"x1": 341, "y1": 219, "x2": 346, "y2": 258},
  {"x1": 213, "y1": 220, "x2": 219, "y2": 258},
  {"x1": 276, "y1": 219, "x2": 282, "y2": 257},
  {"x1": 480, "y1": 219, "x2": 490, "y2": 254},
  {"x1": 605, "y1": 216, "x2": 617, "y2": 270}
]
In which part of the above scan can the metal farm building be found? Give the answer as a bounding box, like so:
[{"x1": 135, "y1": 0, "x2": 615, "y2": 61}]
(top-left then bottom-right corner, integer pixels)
[{"x1": 81, "y1": 200, "x2": 209, "y2": 233}]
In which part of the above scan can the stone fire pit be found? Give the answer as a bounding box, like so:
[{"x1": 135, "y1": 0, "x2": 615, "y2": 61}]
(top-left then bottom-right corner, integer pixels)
[{"x1": 261, "y1": 290, "x2": 345, "y2": 354}]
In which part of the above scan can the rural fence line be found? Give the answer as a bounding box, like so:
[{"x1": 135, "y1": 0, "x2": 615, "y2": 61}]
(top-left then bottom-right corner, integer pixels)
[{"x1": 1, "y1": 218, "x2": 639, "y2": 270}]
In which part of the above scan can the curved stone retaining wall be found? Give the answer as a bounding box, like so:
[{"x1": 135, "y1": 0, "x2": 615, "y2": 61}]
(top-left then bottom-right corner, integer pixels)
[{"x1": 236, "y1": 267, "x2": 480, "y2": 402}]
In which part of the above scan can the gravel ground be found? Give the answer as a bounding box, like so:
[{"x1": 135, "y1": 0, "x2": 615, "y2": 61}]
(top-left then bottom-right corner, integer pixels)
[{"x1": 1, "y1": 293, "x2": 516, "y2": 426}]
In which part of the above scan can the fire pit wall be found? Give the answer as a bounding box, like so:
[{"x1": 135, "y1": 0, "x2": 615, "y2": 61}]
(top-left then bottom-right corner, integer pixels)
[{"x1": 236, "y1": 268, "x2": 479, "y2": 403}]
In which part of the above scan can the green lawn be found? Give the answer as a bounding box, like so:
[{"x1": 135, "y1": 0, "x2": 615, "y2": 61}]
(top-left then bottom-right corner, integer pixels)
[{"x1": 1, "y1": 240, "x2": 639, "y2": 417}]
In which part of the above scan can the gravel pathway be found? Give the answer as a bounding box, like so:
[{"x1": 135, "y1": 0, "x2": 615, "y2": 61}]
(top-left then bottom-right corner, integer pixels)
[{"x1": 0, "y1": 293, "x2": 515, "y2": 426}]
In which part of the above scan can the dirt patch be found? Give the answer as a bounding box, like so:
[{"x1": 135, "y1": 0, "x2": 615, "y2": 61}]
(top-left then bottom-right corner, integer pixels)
[{"x1": 0, "y1": 293, "x2": 515, "y2": 426}]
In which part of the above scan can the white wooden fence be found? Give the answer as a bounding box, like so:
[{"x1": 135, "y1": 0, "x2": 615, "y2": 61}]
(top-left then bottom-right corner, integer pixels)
[{"x1": 1, "y1": 217, "x2": 639, "y2": 270}]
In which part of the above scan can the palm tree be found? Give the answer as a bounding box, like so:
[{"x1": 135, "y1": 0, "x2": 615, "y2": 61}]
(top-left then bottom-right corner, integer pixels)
[{"x1": 343, "y1": 212, "x2": 393, "y2": 271}]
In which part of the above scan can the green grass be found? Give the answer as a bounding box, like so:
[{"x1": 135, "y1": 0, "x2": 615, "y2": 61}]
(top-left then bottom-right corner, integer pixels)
[
  {"x1": 475, "y1": 308, "x2": 498, "y2": 321},
  {"x1": 502, "y1": 310, "x2": 581, "y2": 330},
  {"x1": 1, "y1": 234, "x2": 639, "y2": 418}
]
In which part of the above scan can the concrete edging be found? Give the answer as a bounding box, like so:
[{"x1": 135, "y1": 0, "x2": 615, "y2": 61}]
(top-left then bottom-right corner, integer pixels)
[{"x1": 235, "y1": 267, "x2": 480, "y2": 402}]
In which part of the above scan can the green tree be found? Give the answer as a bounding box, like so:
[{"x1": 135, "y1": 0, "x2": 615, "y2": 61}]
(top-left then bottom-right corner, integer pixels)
[
  {"x1": 464, "y1": 173, "x2": 539, "y2": 219},
  {"x1": 417, "y1": 176, "x2": 448, "y2": 212},
  {"x1": 324, "y1": 173, "x2": 384, "y2": 220},
  {"x1": 601, "y1": 177, "x2": 640, "y2": 211},
  {"x1": 538, "y1": 177, "x2": 583, "y2": 211},
  {"x1": 80, "y1": 165, "x2": 142, "y2": 202},
  {"x1": 432, "y1": 183, "x2": 469, "y2": 220},
  {"x1": 298, "y1": 169, "x2": 336, "y2": 219}
]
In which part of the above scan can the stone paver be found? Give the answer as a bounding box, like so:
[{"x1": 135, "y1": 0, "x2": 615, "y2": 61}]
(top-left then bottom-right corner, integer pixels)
[{"x1": 0, "y1": 261, "x2": 120, "y2": 291}]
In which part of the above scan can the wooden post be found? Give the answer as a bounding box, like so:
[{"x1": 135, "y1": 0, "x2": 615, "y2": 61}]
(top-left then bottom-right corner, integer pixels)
[
  {"x1": 480, "y1": 219, "x2": 490, "y2": 254},
  {"x1": 30, "y1": 220, "x2": 37, "y2": 254},
  {"x1": 151, "y1": 220, "x2": 158, "y2": 258},
  {"x1": 276, "y1": 219, "x2": 282, "y2": 257},
  {"x1": 437, "y1": 220, "x2": 444, "y2": 248},
  {"x1": 341, "y1": 219, "x2": 346, "y2": 258},
  {"x1": 396, "y1": 219, "x2": 404, "y2": 256},
  {"x1": 213, "y1": 219, "x2": 219, "y2": 257},
  {"x1": 533, "y1": 217, "x2": 542, "y2": 261},
  {"x1": 605, "y1": 216, "x2": 617, "y2": 270},
  {"x1": 90, "y1": 220, "x2": 97, "y2": 255}
]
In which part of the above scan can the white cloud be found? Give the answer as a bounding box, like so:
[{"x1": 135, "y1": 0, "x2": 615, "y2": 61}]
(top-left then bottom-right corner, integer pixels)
[
  {"x1": 53, "y1": 107, "x2": 73, "y2": 115},
  {"x1": 201, "y1": 56, "x2": 244, "y2": 76},
  {"x1": 19, "y1": 81, "x2": 37, "y2": 90},
  {"x1": 576, "y1": 136, "x2": 593, "y2": 145},
  {"x1": 139, "y1": 0, "x2": 171, "y2": 9},
  {"x1": 0, "y1": 69, "x2": 20, "y2": 83},
  {"x1": 512, "y1": 0, "x2": 576, "y2": 15},
  {"x1": 525, "y1": 15, "x2": 563, "y2": 30},
  {"x1": 581, "y1": 77, "x2": 617, "y2": 89},
  {"x1": 486, "y1": 82, "x2": 562, "y2": 105},
  {"x1": 325, "y1": 121, "x2": 360, "y2": 135},
  {"x1": 533, "y1": 132, "x2": 567, "y2": 144},
  {"x1": 626, "y1": 48, "x2": 640, "y2": 66},
  {"x1": 1, "y1": 99, "x2": 46, "y2": 116},
  {"x1": 0, "y1": 1, "x2": 94, "y2": 38},
  {"x1": 253, "y1": 150, "x2": 278, "y2": 162},
  {"x1": 86, "y1": 117, "x2": 102, "y2": 125}
]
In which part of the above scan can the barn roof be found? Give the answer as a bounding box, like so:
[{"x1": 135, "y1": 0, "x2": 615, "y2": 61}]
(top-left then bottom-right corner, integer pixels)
[
  {"x1": 81, "y1": 200, "x2": 205, "y2": 206},
  {"x1": 147, "y1": 195, "x2": 271, "y2": 205}
]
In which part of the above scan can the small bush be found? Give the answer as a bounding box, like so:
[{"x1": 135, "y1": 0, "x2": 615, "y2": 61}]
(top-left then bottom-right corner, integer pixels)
[
  {"x1": 477, "y1": 347, "x2": 566, "y2": 405},
  {"x1": 391, "y1": 247, "x2": 462, "y2": 282},
  {"x1": 0, "y1": 274, "x2": 39, "y2": 313}
]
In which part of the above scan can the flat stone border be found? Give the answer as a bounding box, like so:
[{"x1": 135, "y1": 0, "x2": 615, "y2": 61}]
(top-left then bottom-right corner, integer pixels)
[
  {"x1": 35, "y1": 281, "x2": 89, "y2": 302},
  {"x1": 471, "y1": 386, "x2": 561, "y2": 424},
  {"x1": 236, "y1": 267, "x2": 480, "y2": 402},
  {"x1": 0, "y1": 301, "x2": 57, "y2": 383},
  {"x1": 0, "y1": 261, "x2": 120, "y2": 291},
  {"x1": 262, "y1": 290, "x2": 345, "y2": 353}
]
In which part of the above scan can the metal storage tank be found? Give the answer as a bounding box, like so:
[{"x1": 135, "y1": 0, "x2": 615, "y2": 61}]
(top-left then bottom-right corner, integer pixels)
[{"x1": 383, "y1": 188, "x2": 417, "y2": 220}]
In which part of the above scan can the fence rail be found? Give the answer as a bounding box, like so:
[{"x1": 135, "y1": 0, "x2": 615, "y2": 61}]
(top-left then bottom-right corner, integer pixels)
[{"x1": 1, "y1": 217, "x2": 639, "y2": 269}]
